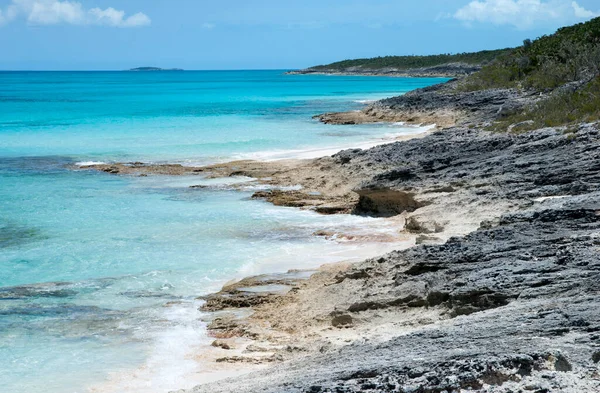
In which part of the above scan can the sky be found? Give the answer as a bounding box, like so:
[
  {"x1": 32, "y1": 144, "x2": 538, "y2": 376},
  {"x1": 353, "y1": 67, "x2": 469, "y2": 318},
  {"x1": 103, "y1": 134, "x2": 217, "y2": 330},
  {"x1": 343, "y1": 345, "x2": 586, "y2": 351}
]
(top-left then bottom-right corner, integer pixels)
[{"x1": 0, "y1": 0, "x2": 599, "y2": 70}]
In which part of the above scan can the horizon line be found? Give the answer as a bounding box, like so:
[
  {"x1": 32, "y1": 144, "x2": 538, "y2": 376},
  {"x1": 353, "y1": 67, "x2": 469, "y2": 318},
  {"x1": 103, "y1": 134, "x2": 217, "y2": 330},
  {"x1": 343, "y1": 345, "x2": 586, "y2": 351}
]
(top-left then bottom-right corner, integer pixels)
[{"x1": 0, "y1": 68, "x2": 299, "y2": 72}]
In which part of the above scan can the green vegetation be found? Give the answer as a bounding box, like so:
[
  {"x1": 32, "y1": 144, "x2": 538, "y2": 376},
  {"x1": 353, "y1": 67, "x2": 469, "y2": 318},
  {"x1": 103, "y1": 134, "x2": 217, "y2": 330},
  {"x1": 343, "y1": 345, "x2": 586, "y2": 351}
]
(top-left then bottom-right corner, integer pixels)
[
  {"x1": 462, "y1": 17, "x2": 600, "y2": 92},
  {"x1": 491, "y1": 77, "x2": 600, "y2": 133},
  {"x1": 456, "y1": 16, "x2": 600, "y2": 132},
  {"x1": 308, "y1": 49, "x2": 512, "y2": 71},
  {"x1": 308, "y1": 17, "x2": 600, "y2": 132}
]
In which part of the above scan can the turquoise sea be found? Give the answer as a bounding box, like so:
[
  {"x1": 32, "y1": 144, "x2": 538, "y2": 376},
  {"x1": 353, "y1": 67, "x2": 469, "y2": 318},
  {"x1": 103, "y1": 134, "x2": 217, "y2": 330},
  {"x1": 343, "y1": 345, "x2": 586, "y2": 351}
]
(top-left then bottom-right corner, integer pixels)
[{"x1": 0, "y1": 70, "x2": 444, "y2": 392}]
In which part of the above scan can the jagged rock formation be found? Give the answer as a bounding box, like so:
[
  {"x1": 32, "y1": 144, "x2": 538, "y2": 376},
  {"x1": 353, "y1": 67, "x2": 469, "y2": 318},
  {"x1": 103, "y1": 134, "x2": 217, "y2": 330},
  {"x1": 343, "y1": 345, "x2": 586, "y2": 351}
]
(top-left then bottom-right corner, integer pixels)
[{"x1": 315, "y1": 79, "x2": 539, "y2": 128}]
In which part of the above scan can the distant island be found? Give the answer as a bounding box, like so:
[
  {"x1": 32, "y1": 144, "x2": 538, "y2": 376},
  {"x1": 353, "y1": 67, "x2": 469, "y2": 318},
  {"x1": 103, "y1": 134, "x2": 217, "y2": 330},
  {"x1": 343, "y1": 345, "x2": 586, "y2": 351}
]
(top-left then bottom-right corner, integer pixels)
[
  {"x1": 128, "y1": 67, "x2": 184, "y2": 72},
  {"x1": 287, "y1": 48, "x2": 512, "y2": 78}
]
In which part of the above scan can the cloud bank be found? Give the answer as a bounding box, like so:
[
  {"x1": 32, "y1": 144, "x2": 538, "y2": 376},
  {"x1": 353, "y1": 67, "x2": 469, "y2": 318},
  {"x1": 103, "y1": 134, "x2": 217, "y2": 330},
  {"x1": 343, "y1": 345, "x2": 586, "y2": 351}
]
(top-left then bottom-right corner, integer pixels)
[
  {"x1": 0, "y1": 0, "x2": 150, "y2": 27},
  {"x1": 454, "y1": 0, "x2": 599, "y2": 29}
]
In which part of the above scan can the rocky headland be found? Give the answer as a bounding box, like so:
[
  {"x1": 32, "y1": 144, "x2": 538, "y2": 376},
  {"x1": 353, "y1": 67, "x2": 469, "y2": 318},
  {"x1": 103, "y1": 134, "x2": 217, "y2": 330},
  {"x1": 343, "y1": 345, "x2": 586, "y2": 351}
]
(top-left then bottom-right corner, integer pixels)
[
  {"x1": 178, "y1": 18, "x2": 600, "y2": 393},
  {"x1": 287, "y1": 62, "x2": 482, "y2": 78},
  {"x1": 287, "y1": 49, "x2": 510, "y2": 78}
]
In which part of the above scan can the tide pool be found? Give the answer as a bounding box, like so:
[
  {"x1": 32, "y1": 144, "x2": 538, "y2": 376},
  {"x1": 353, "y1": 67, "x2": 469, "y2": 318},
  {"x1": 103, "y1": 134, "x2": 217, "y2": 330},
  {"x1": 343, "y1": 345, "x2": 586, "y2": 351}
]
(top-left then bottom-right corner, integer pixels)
[{"x1": 0, "y1": 70, "x2": 445, "y2": 392}]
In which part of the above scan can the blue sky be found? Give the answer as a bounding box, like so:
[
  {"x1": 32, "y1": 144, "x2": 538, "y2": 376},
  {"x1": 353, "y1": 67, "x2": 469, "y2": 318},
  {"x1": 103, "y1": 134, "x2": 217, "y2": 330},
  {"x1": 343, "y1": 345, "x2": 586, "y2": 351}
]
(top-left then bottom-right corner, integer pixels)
[{"x1": 0, "y1": 0, "x2": 598, "y2": 70}]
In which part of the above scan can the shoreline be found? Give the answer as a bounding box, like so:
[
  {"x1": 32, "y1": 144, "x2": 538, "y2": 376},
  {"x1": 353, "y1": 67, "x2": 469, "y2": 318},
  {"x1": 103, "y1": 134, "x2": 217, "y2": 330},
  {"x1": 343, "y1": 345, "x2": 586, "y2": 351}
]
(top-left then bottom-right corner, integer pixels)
[
  {"x1": 78, "y1": 74, "x2": 600, "y2": 392},
  {"x1": 177, "y1": 69, "x2": 600, "y2": 391},
  {"x1": 78, "y1": 125, "x2": 437, "y2": 215},
  {"x1": 179, "y1": 121, "x2": 600, "y2": 393},
  {"x1": 77, "y1": 116, "x2": 442, "y2": 392},
  {"x1": 78, "y1": 120, "x2": 498, "y2": 392}
]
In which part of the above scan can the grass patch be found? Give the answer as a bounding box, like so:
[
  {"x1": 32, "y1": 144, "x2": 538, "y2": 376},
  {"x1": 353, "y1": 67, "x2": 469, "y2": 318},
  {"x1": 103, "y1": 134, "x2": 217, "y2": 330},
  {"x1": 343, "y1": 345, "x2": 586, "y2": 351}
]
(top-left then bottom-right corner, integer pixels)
[
  {"x1": 489, "y1": 77, "x2": 600, "y2": 133},
  {"x1": 460, "y1": 17, "x2": 600, "y2": 92}
]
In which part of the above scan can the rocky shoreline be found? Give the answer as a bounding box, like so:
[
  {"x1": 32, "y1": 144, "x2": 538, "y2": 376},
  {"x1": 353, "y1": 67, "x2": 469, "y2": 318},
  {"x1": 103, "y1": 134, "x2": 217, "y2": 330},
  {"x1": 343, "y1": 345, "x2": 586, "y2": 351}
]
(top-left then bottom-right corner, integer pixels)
[
  {"x1": 179, "y1": 73, "x2": 599, "y2": 391},
  {"x1": 314, "y1": 78, "x2": 540, "y2": 129},
  {"x1": 176, "y1": 124, "x2": 600, "y2": 393},
  {"x1": 80, "y1": 75, "x2": 600, "y2": 392}
]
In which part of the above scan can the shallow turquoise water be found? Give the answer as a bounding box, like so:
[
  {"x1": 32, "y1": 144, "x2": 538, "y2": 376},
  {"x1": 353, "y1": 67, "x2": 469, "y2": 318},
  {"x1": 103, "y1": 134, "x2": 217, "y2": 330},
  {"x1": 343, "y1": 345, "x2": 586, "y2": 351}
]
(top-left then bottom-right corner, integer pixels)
[{"x1": 0, "y1": 71, "x2": 444, "y2": 392}]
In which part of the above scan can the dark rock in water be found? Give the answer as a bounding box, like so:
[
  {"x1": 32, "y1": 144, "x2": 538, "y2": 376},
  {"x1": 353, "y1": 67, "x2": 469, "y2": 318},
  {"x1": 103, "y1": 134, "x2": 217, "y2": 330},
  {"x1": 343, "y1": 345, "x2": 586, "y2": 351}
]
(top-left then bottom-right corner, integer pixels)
[
  {"x1": 0, "y1": 283, "x2": 77, "y2": 300},
  {"x1": 0, "y1": 222, "x2": 46, "y2": 249},
  {"x1": 201, "y1": 291, "x2": 280, "y2": 311},
  {"x1": 314, "y1": 206, "x2": 348, "y2": 215},
  {"x1": 0, "y1": 304, "x2": 107, "y2": 317},
  {"x1": 119, "y1": 290, "x2": 178, "y2": 299},
  {"x1": 200, "y1": 271, "x2": 313, "y2": 312}
]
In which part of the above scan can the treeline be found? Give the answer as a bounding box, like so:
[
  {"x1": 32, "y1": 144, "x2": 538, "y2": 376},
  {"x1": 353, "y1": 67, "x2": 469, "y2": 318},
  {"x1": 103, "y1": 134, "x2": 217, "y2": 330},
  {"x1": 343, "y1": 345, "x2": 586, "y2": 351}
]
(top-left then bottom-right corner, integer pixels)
[
  {"x1": 309, "y1": 49, "x2": 513, "y2": 71},
  {"x1": 463, "y1": 16, "x2": 600, "y2": 91},
  {"x1": 464, "y1": 17, "x2": 600, "y2": 131}
]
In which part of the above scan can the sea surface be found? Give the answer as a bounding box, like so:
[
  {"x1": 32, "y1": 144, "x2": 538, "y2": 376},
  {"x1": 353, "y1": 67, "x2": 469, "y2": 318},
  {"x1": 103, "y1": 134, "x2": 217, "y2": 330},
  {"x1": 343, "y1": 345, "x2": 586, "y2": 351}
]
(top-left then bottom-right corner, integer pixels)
[{"x1": 0, "y1": 70, "x2": 445, "y2": 392}]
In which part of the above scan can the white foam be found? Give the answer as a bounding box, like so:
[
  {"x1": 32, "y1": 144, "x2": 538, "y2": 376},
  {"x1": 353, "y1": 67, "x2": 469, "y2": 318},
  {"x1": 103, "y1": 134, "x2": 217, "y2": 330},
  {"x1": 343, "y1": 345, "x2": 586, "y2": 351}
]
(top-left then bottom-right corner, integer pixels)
[
  {"x1": 86, "y1": 211, "x2": 413, "y2": 393},
  {"x1": 240, "y1": 184, "x2": 303, "y2": 192},
  {"x1": 87, "y1": 300, "x2": 227, "y2": 393},
  {"x1": 235, "y1": 124, "x2": 435, "y2": 161},
  {"x1": 75, "y1": 161, "x2": 106, "y2": 167},
  {"x1": 352, "y1": 91, "x2": 407, "y2": 104}
]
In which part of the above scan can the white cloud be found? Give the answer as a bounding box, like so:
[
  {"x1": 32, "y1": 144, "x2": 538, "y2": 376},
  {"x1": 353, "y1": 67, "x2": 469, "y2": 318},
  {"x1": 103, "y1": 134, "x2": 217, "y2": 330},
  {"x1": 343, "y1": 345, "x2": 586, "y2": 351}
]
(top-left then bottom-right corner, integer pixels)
[
  {"x1": 454, "y1": 0, "x2": 599, "y2": 29},
  {"x1": 88, "y1": 7, "x2": 151, "y2": 27},
  {"x1": 572, "y1": 1, "x2": 599, "y2": 18},
  {"x1": 201, "y1": 22, "x2": 215, "y2": 29},
  {"x1": 0, "y1": 0, "x2": 150, "y2": 27}
]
